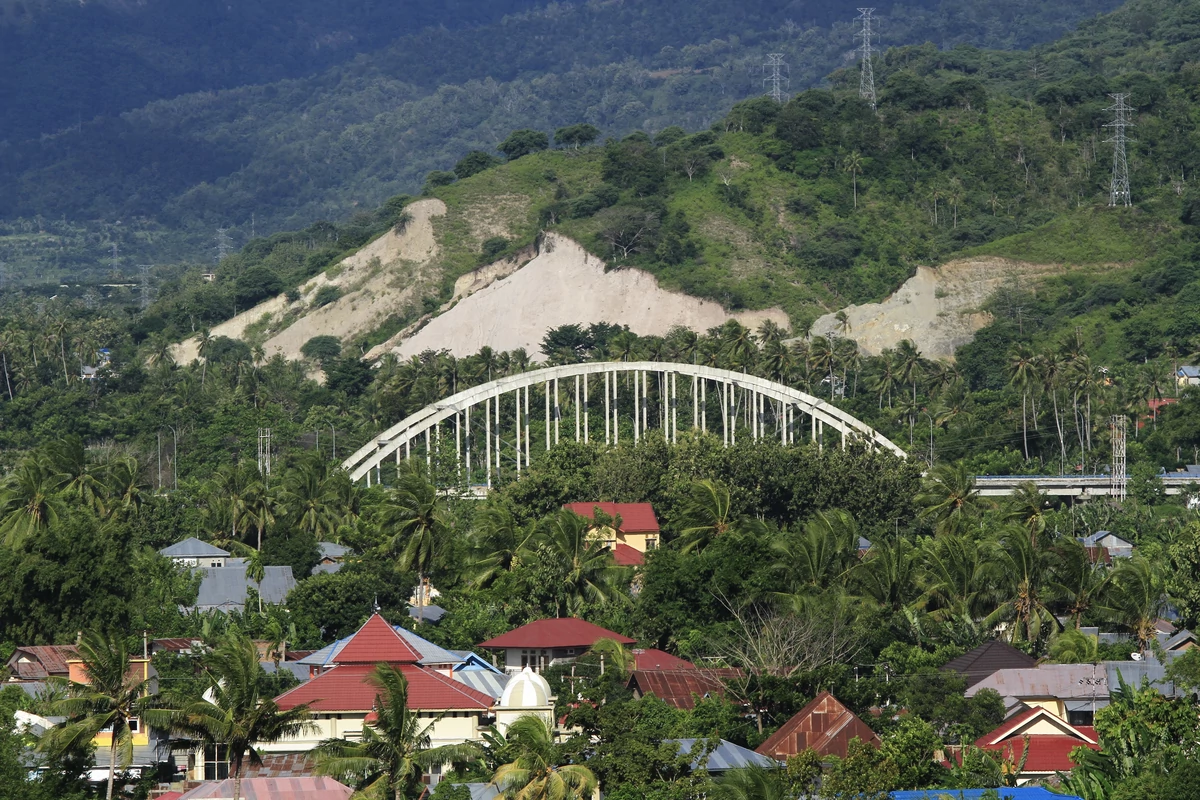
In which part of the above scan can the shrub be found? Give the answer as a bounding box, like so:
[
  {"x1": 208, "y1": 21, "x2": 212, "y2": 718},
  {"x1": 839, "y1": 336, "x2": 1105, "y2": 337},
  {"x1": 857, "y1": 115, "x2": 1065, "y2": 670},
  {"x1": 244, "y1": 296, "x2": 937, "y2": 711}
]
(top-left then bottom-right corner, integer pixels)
[
  {"x1": 300, "y1": 335, "x2": 342, "y2": 362},
  {"x1": 313, "y1": 285, "x2": 342, "y2": 307}
]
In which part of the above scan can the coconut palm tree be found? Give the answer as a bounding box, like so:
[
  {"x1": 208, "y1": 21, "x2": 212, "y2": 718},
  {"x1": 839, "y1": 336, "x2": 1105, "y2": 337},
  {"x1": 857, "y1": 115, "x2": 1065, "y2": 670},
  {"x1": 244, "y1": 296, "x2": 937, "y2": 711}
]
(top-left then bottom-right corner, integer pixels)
[
  {"x1": 916, "y1": 535, "x2": 991, "y2": 622},
  {"x1": 0, "y1": 455, "x2": 67, "y2": 546},
  {"x1": 208, "y1": 463, "x2": 257, "y2": 544},
  {"x1": 530, "y1": 510, "x2": 629, "y2": 616},
  {"x1": 466, "y1": 506, "x2": 538, "y2": 588},
  {"x1": 853, "y1": 537, "x2": 919, "y2": 612},
  {"x1": 1046, "y1": 629, "x2": 1100, "y2": 664},
  {"x1": 1007, "y1": 345, "x2": 1037, "y2": 461},
  {"x1": 382, "y1": 461, "x2": 449, "y2": 609},
  {"x1": 282, "y1": 455, "x2": 341, "y2": 540},
  {"x1": 710, "y1": 765, "x2": 791, "y2": 800},
  {"x1": 1046, "y1": 538, "x2": 1109, "y2": 629},
  {"x1": 39, "y1": 631, "x2": 152, "y2": 800},
  {"x1": 46, "y1": 435, "x2": 107, "y2": 516},
  {"x1": 1097, "y1": 555, "x2": 1167, "y2": 655},
  {"x1": 314, "y1": 664, "x2": 481, "y2": 800},
  {"x1": 844, "y1": 151, "x2": 864, "y2": 209},
  {"x1": 772, "y1": 510, "x2": 859, "y2": 591},
  {"x1": 916, "y1": 463, "x2": 989, "y2": 536},
  {"x1": 491, "y1": 715, "x2": 597, "y2": 800},
  {"x1": 676, "y1": 479, "x2": 755, "y2": 553},
  {"x1": 149, "y1": 633, "x2": 312, "y2": 800},
  {"x1": 981, "y1": 528, "x2": 1059, "y2": 646}
]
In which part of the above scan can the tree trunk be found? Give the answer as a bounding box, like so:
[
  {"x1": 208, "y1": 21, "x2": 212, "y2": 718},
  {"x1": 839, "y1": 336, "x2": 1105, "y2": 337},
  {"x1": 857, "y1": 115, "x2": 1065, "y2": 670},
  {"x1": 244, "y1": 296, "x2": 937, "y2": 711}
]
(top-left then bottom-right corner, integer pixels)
[
  {"x1": 106, "y1": 739, "x2": 117, "y2": 800},
  {"x1": 60, "y1": 339, "x2": 69, "y2": 384},
  {"x1": 232, "y1": 756, "x2": 244, "y2": 800},
  {"x1": 1021, "y1": 392, "x2": 1029, "y2": 461},
  {"x1": 2, "y1": 353, "x2": 10, "y2": 400}
]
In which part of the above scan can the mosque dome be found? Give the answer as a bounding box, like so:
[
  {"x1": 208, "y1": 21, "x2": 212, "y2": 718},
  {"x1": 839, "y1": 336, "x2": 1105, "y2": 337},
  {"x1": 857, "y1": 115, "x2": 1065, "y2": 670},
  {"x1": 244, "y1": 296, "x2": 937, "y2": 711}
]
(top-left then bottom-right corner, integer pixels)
[{"x1": 499, "y1": 666, "x2": 552, "y2": 708}]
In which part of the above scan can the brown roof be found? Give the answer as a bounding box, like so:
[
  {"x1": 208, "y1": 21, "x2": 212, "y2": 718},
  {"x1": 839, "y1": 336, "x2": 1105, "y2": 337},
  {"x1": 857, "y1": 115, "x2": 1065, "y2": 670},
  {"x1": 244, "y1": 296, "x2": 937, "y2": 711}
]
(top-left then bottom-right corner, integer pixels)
[
  {"x1": 941, "y1": 640, "x2": 1037, "y2": 689},
  {"x1": 241, "y1": 753, "x2": 317, "y2": 779},
  {"x1": 6, "y1": 645, "x2": 78, "y2": 679},
  {"x1": 626, "y1": 668, "x2": 741, "y2": 709},
  {"x1": 755, "y1": 692, "x2": 880, "y2": 760}
]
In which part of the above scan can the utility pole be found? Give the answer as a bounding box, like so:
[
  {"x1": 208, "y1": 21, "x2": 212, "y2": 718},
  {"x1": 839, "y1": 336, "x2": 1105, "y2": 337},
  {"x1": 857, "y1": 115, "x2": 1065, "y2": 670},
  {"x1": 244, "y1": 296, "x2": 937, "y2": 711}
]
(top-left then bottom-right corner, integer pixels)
[
  {"x1": 1105, "y1": 93, "x2": 1134, "y2": 208},
  {"x1": 138, "y1": 265, "x2": 154, "y2": 311},
  {"x1": 855, "y1": 8, "x2": 878, "y2": 110},
  {"x1": 0, "y1": 261, "x2": 7, "y2": 292},
  {"x1": 763, "y1": 53, "x2": 789, "y2": 104},
  {"x1": 1111, "y1": 415, "x2": 1127, "y2": 500},
  {"x1": 110, "y1": 241, "x2": 120, "y2": 268}
]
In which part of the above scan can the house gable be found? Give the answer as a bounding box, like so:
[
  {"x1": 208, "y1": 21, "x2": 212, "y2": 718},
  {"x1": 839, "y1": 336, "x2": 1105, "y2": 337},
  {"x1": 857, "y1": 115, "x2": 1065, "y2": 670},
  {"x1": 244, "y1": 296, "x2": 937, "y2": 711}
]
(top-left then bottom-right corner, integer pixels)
[{"x1": 755, "y1": 691, "x2": 880, "y2": 761}]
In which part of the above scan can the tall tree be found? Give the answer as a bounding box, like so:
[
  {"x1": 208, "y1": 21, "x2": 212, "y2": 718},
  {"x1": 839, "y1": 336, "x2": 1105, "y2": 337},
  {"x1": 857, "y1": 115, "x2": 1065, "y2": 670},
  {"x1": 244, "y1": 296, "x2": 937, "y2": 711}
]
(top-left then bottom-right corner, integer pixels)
[
  {"x1": 491, "y1": 715, "x2": 597, "y2": 800},
  {"x1": 383, "y1": 461, "x2": 449, "y2": 608},
  {"x1": 314, "y1": 665, "x2": 480, "y2": 800}
]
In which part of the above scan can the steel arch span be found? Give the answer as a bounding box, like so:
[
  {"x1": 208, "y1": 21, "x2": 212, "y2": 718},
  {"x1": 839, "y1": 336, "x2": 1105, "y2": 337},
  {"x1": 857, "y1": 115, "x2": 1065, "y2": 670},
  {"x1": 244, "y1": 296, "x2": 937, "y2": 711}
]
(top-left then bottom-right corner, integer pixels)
[{"x1": 342, "y1": 362, "x2": 906, "y2": 486}]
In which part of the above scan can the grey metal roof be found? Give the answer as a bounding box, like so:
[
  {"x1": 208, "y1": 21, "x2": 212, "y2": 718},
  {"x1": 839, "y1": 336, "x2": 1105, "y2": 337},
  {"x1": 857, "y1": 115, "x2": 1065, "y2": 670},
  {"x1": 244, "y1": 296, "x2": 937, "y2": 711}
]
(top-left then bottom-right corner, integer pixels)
[
  {"x1": 160, "y1": 537, "x2": 230, "y2": 559},
  {"x1": 408, "y1": 604, "x2": 447, "y2": 623},
  {"x1": 1105, "y1": 660, "x2": 1184, "y2": 697},
  {"x1": 1178, "y1": 366, "x2": 1200, "y2": 378},
  {"x1": 318, "y1": 542, "x2": 352, "y2": 560},
  {"x1": 296, "y1": 623, "x2": 463, "y2": 668},
  {"x1": 857, "y1": 537, "x2": 872, "y2": 550},
  {"x1": 452, "y1": 670, "x2": 509, "y2": 699},
  {"x1": 1163, "y1": 629, "x2": 1196, "y2": 651},
  {"x1": 965, "y1": 664, "x2": 1110, "y2": 701},
  {"x1": 193, "y1": 566, "x2": 295, "y2": 611},
  {"x1": 262, "y1": 661, "x2": 311, "y2": 683},
  {"x1": 450, "y1": 784, "x2": 500, "y2": 800},
  {"x1": 311, "y1": 561, "x2": 343, "y2": 576},
  {"x1": 669, "y1": 738, "x2": 779, "y2": 772}
]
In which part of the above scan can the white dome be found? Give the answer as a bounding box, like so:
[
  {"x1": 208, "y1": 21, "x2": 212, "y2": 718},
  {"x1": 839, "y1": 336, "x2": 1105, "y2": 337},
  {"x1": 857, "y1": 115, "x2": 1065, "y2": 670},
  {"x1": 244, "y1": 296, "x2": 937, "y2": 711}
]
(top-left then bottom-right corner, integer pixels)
[{"x1": 499, "y1": 666, "x2": 552, "y2": 708}]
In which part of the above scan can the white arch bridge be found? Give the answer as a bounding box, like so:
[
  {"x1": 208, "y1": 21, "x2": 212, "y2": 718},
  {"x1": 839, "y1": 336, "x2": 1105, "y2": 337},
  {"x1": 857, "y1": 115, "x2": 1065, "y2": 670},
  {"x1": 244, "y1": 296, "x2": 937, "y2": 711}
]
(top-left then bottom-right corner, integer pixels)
[{"x1": 342, "y1": 362, "x2": 907, "y2": 487}]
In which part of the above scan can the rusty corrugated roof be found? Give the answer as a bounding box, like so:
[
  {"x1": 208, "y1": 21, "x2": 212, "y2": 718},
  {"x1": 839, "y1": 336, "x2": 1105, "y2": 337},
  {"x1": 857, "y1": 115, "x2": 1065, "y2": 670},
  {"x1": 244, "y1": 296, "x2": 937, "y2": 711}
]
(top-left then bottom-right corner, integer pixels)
[
  {"x1": 965, "y1": 664, "x2": 1109, "y2": 701},
  {"x1": 755, "y1": 692, "x2": 880, "y2": 760},
  {"x1": 626, "y1": 668, "x2": 741, "y2": 709}
]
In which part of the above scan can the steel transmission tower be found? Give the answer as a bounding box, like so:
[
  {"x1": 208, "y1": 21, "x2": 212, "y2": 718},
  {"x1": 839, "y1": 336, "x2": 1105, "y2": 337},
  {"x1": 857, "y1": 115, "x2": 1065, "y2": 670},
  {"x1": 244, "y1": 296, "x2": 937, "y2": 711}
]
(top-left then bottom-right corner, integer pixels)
[
  {"x1": 763, "y1": 53, "x2": 790, "y2": 104},
  {"x1": 855, "y1": 8, "x2": 878, "y2": 110},
  {"x1": 214, "y1": 228, "x2": 234, "y2": 263},
  {"x1": 1111, "y1": 415, "x2": 1127, "y2": 500},
  {"x1": 1105, "y1": 93, "x2": 1134, "y2": 207},
  {"x1": 257, "y1": 427, "x2": 273, "y2": 479},
  {"x1": 138, "y1": 264, "x2": 154, "y2": 311}
]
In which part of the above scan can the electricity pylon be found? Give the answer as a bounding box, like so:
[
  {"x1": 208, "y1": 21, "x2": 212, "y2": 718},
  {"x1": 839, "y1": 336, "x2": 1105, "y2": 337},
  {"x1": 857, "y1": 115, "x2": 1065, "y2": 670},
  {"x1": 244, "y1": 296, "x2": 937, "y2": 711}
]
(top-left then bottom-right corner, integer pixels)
[
  {"x1": 1104, "y1": 93, "x2": 1134, "y2": 207},
  {"x1": 763, "y1": 54, "x2": 789, "y2": 104},
  {"x1": 855, "y1": 8, "x2": 878, "y2": 110}
]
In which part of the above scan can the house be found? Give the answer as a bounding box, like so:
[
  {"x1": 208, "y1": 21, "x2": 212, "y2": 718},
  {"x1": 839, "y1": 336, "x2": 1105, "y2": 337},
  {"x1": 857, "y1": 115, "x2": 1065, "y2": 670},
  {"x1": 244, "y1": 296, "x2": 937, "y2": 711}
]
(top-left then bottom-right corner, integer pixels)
[
  {"x1": 159, "y1": 538, "x2": 230, "y2": 569},
  {"x1": 265, "y1": 613, "x2": 554, "y2": 773},
  {"x1": 311, "y1": 541, "x2": 352, "y2": 576},
  {"x1": 1178, "y1": 365, "x2": 1200, "y2": 387},
  {"x1": 966, "y1": 664, "x2": 1110, "y2": 726},
  {"x1": 1079, "y1": 531, "x2": 1134, "y2": 559},
  {"x1": 295, "y1": 619, "x2": 464, "y2": 679},
  {"x1": 177, "y1": 777, "x2": 353, "y2": 799},
  {"x1": 972, "y1": 707, "x2": 1099, "y2": 784},
  {"x1": 626, "y1": 669, "x2": 740, "y2": 710},
  {"x1": 478, "y1": 618, "x2": 635, "y2": 674},
  {"x1": 5, "y1": 645, "x2": 78, "y2": 681},
  {"x1": 191, "y1": 561, "x2": 296, "y2": 613},
  {"x1": 632, "y1": 648, "x2": 696, "y2": 671},
  {"x1": 563, "y1": 502, "x2": 661, "y2": 566},
  {"x1": 668, "y1": 738, "x2": 779, "y2": 772},
  {"x1": 941, "y1": 640, "x2": 1037, "y2": 689},
  {"x1": 151, "y1": 638, "x2": 204, "y2": 656},
  {"x1": 755, "y1": 692, "x2": 880, "y2": 761},
  {"x1": 1163, "y1": 629, "x2": 1198, "y2": 652}
]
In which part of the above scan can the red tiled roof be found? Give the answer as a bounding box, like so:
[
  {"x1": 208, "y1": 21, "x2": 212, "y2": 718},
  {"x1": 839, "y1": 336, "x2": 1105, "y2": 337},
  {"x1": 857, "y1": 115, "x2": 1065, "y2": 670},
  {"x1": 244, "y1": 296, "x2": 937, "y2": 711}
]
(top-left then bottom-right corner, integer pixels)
[
  {"x1": 241, "y1": 753, "x2": 316, "y2": 779},
  {"x1": 613, "y1": 543, "x2": 645, "y2": 566},
  {"x1": 274, "y1": 663, "x2": 494, "y2": 712},
  {"x1": 479, "y1": 618, "x2": 635, "y2": 649},
  {"x1": 755, "y1": 691, "x2": 880, "y2": 760},
  {"x1": 632, "y1": 648, "x2": 696, "y2": 670},
  {"x1": 626, "y1": 668, "x2": 739, "y2": 709},
  {"x1": 334, "y1": 613, "x2": 422, "y2": 664},
  {"x1": 563, "y1": 503, "x2": 660, "y2": 533},
  {"x1": 178, "y1": 777, "x2": 352, "y2": 799},
  {"x1": 7, "y1": 645, "x2": 78, "y2": 678}
]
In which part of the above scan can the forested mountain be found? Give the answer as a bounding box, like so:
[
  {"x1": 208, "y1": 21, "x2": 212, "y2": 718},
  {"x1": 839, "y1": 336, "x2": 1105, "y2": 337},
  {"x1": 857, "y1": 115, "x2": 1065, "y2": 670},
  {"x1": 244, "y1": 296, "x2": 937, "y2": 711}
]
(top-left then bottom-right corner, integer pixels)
[{"x1": 0, "y1": 0, "x2": 1123, "y2": 278}]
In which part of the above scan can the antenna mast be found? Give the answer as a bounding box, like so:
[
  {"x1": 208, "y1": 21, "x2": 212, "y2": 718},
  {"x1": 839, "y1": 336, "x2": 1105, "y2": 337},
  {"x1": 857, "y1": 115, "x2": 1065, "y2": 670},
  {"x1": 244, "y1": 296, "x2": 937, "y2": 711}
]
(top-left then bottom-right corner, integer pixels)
[
  {"x1": 1110, "y1": 415, "x2": 1127, "y2": 500},
  {"x1": 855, "y1": 8, "x2": 878, "y2": 110},
  {"x1": 257, "y1": 427, "x2": 273, "y2": 480},
  {"x1": 1104, "y1": 93, "x2": 1134, "y2": 207},
  {"x1": 763, "y1": 53, "x2": 789, "y2": 104},
  {"x1": 138, "y1": 264, "x2": 154, "y2": 311}
]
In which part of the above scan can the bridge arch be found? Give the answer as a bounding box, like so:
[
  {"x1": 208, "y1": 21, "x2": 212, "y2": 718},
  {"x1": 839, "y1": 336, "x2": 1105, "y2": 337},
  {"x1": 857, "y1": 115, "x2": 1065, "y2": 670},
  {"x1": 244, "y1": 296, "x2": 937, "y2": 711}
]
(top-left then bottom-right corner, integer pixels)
[{"x1": 342, "y1": 362, "x2": 906, "y2": 486}]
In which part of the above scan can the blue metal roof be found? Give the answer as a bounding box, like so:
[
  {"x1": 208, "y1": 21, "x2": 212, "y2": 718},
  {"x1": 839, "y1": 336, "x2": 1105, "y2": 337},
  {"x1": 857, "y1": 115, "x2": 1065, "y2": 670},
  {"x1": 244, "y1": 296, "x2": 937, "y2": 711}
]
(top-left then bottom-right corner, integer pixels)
[
  {"x1": 450, "y1": 651, "x2": 504, "y2": 673},
  {"x1": 892, "y1": 790, "x2": 1081, "y2": 800},
  {"x1": 668, "y1": 738, "x2": 778, "y2": 772}
]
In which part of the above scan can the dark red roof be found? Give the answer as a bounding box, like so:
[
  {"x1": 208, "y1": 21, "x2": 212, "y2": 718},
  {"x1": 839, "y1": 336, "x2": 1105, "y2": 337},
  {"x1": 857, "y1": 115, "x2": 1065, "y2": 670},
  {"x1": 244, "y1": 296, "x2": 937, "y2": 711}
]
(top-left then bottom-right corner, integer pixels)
[
  {"x1": 941, "y1": 640, "x2": 1037, "y2": 688},
  {"x1": 6, "y1": 645, "x2": 78, "y2": 679},
  {"x1": 632, "y1": 648, "x2": 695, "y2": 670},
  {"x1": 563, "y1": 503, "x2": 660, "y2": 533},
  {"x1": 613, "y1": 543, "x2": 645, "y2": 566},
  {"x1": 274, "y1": 663, "x2": 494, "y2": 712},
  {"x1": 973, "y1": 708, "x2": 1098, "y2": 774},
  {"x1": 756, "y1": 692, "x2": 880, "y2": 760},
  {"x1": 479, "y1": 618, "x2": 635, "y2": 649},
  {"x1": 334, "y1": 613, "x2": 422, "y2": 664},
  {"x1": 626, "y1": 668, "x2": 739, "y2": 709}
]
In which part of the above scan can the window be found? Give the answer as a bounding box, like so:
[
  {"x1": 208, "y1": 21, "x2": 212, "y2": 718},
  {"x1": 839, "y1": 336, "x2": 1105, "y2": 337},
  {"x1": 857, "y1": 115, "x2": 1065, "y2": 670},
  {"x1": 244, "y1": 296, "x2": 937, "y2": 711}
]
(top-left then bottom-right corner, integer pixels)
[
  {"x1": 210, "y1": 559, "x2": 223, "y2": 568},
  {"x1": 646, "y1": 537, "x2": 658, "y2": 550},
  {"x1": 1068, "y1": 709, "x2": 1095, "y2": 727},
  {"x1": 204, "y1": 745, "x2": 230, "y2": 781}
]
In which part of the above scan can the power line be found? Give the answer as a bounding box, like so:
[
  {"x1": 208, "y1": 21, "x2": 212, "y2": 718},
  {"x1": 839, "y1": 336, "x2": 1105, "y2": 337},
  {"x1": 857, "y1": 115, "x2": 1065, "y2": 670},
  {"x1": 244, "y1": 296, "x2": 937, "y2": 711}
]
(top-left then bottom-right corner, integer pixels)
[
  {"x1": 1104, "y1": 93, "x2": 1134, "y2": 208},
  {"x1": 855, "y1": 8, "x2": 878, "y2": 110},
  {"x1": 763, "y1": 53, "x2": 790, "y2": 104}
]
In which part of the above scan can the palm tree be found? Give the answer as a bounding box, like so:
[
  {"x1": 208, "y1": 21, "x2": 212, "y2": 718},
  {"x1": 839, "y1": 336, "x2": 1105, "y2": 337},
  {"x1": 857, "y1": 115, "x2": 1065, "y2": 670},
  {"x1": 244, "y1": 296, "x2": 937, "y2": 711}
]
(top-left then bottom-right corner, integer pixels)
[
  {"x1": 531, "y1": 510, "x2": 629, "y2": 616},
  {"x1": 149, "y1": 633, "x2": 313, "y2": 800},
  {"x1": 844, "y1": 151, "x2": 864, "y2": 209},
  {"x1": 1047, "y1": 538, "x2": 1109, "y2": 629},
  {"x1": 0, "y1": 455, "x2": 67, "y2": 546},
  {"x1": 676, "y1": 479, "x2": 751, "y2": 553},
  {"x1": 772, "y1": 510, "x2": 859, "y2": 590},
  {"x1": 981, "y1": 528, "x2": 1059, "y2": 646},
  {"x1": 197, "y1": 328, "x2": 215, "y2": 387},
  {"x1": 1005, "y1": 482, "x2": 1049, "y2": 541},
  {"x1": 1047, "y1": 629, "x2": 1100, "y2": 664},
  {"x1": 466, "y1": 506, "x2": 538, "y2": 588},
  {"x1": 916, "y1": 535, "x2": 990, "y2": 622},
  {"x1": 282, "y1": 455, "x2": 341, "y2": 540},
  {"x1": 314, "y1": 665, "x2": 481, "y2": 800},
  {"x1": 491, "y1": 715, "x2": 597, "y2": 800},
  {"x1": 1007, "y1": 344, "x2": 1037, "y2": 461},
  {"x1": 104, "y1": 457, "x2": 147, "y2": 520},
  {"x1": 209, "y1": 463, "x2": 258, "y2": 544},
  {"x1": 710, "y1": 766, "x2": 791, "y2": 800},
  {"x1": 1097, "y1": 555, "x2": 1167, "y2": 655},
  {"x1": 895, "y1": 339, "x2": 924, "y2": 405},
  {"x1": 808, "y1": 336, "x2": 835, "y2": 399},
  {"x1": 916, "y1": 463, "x2": 989, "y2": 536},
  {"x1": 40, "y1": 631, "x2": 151, "y2": 800},
  {"x1": 853, "y1": 537, "x2": 919, "y2": 612},
  {"x1": 383, "y1": 461, "x2": 449, "y2": 609}
]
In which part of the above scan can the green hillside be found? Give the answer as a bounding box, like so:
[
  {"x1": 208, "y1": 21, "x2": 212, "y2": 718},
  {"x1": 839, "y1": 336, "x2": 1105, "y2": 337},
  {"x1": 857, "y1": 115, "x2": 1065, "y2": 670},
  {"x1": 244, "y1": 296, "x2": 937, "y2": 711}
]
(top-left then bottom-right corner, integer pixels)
[{"x1": 0, "y1": 0, "x2": 1124, "y2": 279}]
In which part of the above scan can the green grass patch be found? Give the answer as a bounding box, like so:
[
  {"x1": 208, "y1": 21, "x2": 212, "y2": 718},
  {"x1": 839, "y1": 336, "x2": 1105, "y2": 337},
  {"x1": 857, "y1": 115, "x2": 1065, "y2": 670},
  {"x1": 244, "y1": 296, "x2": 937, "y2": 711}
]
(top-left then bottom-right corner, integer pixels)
[{"x1": 967, "y1": 208, "x2": 1152, "y2": 264}]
